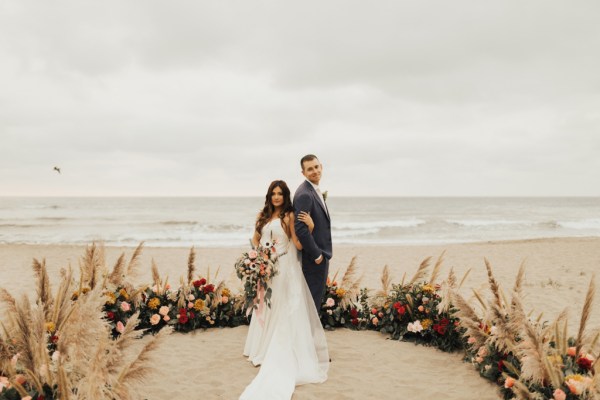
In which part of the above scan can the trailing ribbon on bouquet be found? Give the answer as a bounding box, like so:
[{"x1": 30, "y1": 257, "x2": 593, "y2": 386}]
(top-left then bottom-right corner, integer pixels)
[{"x1": 245, "y1": 282, "x2": 267, "y2": 327}]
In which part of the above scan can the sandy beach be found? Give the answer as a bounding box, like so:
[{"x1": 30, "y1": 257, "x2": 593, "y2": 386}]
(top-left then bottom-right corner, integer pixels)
[{"x1": 2, "y1": 237, "x2": 600, "y2": 399}]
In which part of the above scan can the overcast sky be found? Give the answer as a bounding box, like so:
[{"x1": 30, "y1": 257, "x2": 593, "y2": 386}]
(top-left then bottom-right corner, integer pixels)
[{"x1": 1, "y1": 0, "x2": 599, "y2": 197}]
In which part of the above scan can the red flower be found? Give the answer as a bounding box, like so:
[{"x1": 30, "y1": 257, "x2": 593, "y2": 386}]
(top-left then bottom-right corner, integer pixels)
[
  {"x1": 350, "y1": 308, "x2": 359, "y2": 319},
  {"x1": 351, "y1": 318, "x2": 359, "y2": 326},
  {"x1": 193, "y1": 278, "x2": 207, "y2": 287},
  {"x1": 50, "y1": 335, "x2": 59, "y2": 344},
  {"x1": 577, "y1": 356, "x2": 593, "y2": 370},
  {"x1": 106, "y1": 311, "x2": 115, "y2": 320},
  {"x1": 394, "y1": 302, "x2": 406, "y2": 316},
  {"x1": 189, "y1": 312, "x2": 195, "y2": 319},
  {"x1": 179, "y1": 313, "x2": 189, "y2": 324},
  {"x1": 497, "y1": 360, "x2": 504, "y2": 372},
  {"x1": 433, "y1": 318, "x2": 449, "y2": 335},
  {"x1": 203, "y1": 284, "x2": 215, "y2": 294}
]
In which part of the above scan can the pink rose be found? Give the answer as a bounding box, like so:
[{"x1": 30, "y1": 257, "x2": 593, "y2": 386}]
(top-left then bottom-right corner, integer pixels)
[
  {"x1": 567, "y1": 347, "x2": 577, "y2": 357},
  {"x1": 165, "y1": 284, "x2": 171, "y2": 290},
  {"x1": 222, "y1": 296, "x2": 229, "y2": 304},
  {"x1": 378, "y1": 312, "x2": 383, "y2": 318},
  {"x1": 120, "y1": 301, "x2": 131, "y2": 312},
  {"x1": 372, "y1": 317, "x2": 379, "y2": 326},
  {"x1": 326, "y1": 298, "x2": 335, "y2": 307},
  {"x1": 116, "y1": 321, "x2": 125, "y2": 334},
  {"x1": 163, "y1": 315, "x2": 171, "y2": 322},
  {"x1": 188, "y1": 294, "x2": 195, "y2": 301},
  {"x1": 504, "y1": 377, "x2": 515, "y2": 388},
  {"x1": 249, "y1": 250, "x2": 258, "y2": 260},
  {"x1": 418, "y1": 305, "x2": 424, "y2": 312},
  {"x1": 188, "y1": 302, "x2": 194, "y2": 308},
  {"x1": 371, "y1": 308, "x2": 377, "y2": 315},
  {"x1": 467, "y1": 337, "x2": 476, "y2": 344},
  {"x1": 553, "y1": 389, "x2": 566, "y2": 400},
  {"x1": 159, "y1": 306, "x2": 170, "y2": 316},
  {"x1": 150, "y1": 314, "x2": 161, "y2": 325}
]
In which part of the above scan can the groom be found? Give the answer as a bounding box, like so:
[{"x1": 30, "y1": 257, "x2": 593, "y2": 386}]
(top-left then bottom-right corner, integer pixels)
[{"x1": 294, "y1": 154, "x2": 332, "y2": 314}]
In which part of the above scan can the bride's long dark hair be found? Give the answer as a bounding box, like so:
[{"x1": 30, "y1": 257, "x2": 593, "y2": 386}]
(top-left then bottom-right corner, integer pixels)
[{"x1": 255, "y1": 180, "x2": 294, "y2": 237}]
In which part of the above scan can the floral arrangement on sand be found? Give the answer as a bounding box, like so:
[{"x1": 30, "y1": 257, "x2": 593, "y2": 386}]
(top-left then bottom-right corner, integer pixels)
[
  {"x1": 319, "y1": 257, "x2": 370, "y2": 330},
  {"x1": 1, "y1": 243, "x2": 599, "y2": 400}
]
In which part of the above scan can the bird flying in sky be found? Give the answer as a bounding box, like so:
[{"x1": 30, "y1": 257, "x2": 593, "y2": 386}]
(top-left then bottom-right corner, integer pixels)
[{"x1": 53, "y1": 166, "x2": 61, "y2": 174}]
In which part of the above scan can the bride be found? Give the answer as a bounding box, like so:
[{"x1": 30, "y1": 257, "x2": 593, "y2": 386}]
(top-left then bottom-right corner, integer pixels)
[{"x1": 240, "y1": 180, "x2": 329, "y2": 399}]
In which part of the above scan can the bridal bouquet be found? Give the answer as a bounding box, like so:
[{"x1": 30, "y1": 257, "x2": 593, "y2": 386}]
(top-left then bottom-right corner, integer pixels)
[{"x1": 234, "y1": 239, "x2": 281, "y2": 315}]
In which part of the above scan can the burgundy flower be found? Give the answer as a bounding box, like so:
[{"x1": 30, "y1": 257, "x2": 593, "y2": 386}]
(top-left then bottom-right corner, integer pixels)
[
  {"x1": 577, "y1": 356, "x2": 593, "y2": 370},
  {"x1": 203, "y1": 284, "x2": 215, "y2": 294},
  {"x1": 106, "y1": 311, "x2": 115, "y2": 320},
  {"x1": 351, "y1": 318, "x2": 359, "y2": 326},
  {"x1": 189, "y1": 312, "x2": 195, "y2": 319},
  {"x1": 498, "y1": 360, "x2": 504, "y2": 372},
  {"x1": 350, "y1": 308, "x2": 359, "y2": 319},
  {"x1": 179, "y1": 313, "x2": 189, "y2": 324}
]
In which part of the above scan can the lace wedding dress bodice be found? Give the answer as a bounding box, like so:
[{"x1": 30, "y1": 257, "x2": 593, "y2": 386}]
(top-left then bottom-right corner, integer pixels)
[{"x1": 241, "y1": 217, "x2": 329, "y2": 399}]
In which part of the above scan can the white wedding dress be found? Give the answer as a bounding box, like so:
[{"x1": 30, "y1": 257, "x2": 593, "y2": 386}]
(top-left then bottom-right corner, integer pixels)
[{"x1": 241, "y1": 218, "x2": 329, "y2": 399}]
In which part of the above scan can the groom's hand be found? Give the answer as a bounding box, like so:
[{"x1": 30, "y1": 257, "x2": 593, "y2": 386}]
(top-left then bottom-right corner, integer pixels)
[{"x1": 315, "y1": 254, "x2": 324, "y2": 265}]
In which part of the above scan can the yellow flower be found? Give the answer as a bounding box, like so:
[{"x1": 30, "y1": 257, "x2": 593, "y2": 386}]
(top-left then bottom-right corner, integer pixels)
[
  {"x1": 421, "y1": 319, "x2": 433, "y2": 330},
  {"x1": 383, "y1": 302, "x2": 390, "y2": 310},
  {"x1": 119, "y1": 288, "x2": 129, "y2": 300},
  {"x1": 335, "y1": 288, "x2": 346, "y2": 298},
  {"x1": 547, "y1": 354, "x2": 563, "y2": 367},
  {"x1": 222, "y1": 288, "x2": 231, "y2": 297},
  {"x1": 422, "y1": 284, "x2": 435, "y2": 294},
  {"x1": 45, "y1": 322, "x2": 56, "y2": 333},
  {"x1": 81, "y1": 287, "x2": 90, "y2": 294},
  {"x1": 148, "y1": 297, "x2": 160, "y2": 309},
  {"x1": 105, "y1": 292, "x2": 117, "y2": 305},
  {"x1": 194, "y1": 299, "x2": 205, "y2": 311}
]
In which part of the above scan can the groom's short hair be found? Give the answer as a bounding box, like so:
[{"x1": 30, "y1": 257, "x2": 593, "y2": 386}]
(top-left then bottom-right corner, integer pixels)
[{"x1": 300, "y1": 154, "x2": 319, "y2": 170}]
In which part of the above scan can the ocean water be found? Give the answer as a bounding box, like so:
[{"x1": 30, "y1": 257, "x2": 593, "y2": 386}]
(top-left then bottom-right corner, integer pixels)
[{"x1": 0, "y1": 197, "x2": 599, "y2": 247}]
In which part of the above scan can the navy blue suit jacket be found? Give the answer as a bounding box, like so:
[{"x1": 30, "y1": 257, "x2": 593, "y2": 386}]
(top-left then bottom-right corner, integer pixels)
[{"x1": 293, "y1": 180, "x2": 332, "y2": 262}]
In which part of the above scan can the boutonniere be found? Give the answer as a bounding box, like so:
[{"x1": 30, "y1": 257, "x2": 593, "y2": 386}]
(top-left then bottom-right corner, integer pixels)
[{"x1": 322, "y1": 190, "x2": 328, "y2": 202}]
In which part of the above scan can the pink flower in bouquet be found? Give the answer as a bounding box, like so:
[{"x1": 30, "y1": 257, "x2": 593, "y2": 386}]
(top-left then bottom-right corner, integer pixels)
[
  {"x1": 244, "y1": 259, "x2": 251, "y2": 265},
  {"x1": 188, "y1": 294, "x2": 195, "y2": 301},
  {"x1": 150, "y1": 314, "x2": 161, "y2": 325},
  {"x1": 553, "y1": 389, "x2": 566, "y2": 400},
  {"x1": 372, "y1": 317, "x2": 379, "y2": 325},
  {"x1": 467, "y1": 337, "x2": 476, "y2": 344},
  {"x1": 152, "y1": 285, "x2": 158, "y2": 292},
  {"x1": 159, "y1": 306, "x2": 170, "y2": 316},
  {"x1": 567, "y1": 347, "x2": 577, "y2": 357},
  {"x1": 371, "y1": 308, "x2": 377, "y2": 315},
  {"x1": 504, "y1": 377, "x2": 515, "y2": 388},
  {"x1": 326, "y1": 298, "x2": 335, "y2": 307},
  {"x1": 116, "y1": 321, "x2": 125, "y2": 334},
  {"x1": 165, "y1": 284, "x2": 171, "y2": 290},
  {"x1": 249, "y1": 250, "x2": 258, "y2": 259},
  {"x1": 378, "y1": 312, "x2": 384, "y2": 318},
  {"x1": 163, "y1": 315, "x2": 171, "y2": 322},
  {"x1": 418, "y1": 305, "x2": 424, "y2": 312},
  {"x1": 222, "y1": 296, "x2": 229, "y2": 304},
  {"x1": 188, "y1": 302, "x2": 194, "y2": 308},
  {"x1": 120, "y1": 301, "x2": 131, "y2": 312}
]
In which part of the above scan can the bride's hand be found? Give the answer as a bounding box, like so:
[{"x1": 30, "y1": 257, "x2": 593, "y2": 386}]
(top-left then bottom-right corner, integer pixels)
[{"x1": 297, "y1": 211, "x2": 314, "y2": 232}]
